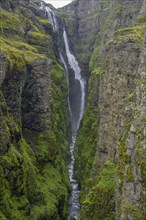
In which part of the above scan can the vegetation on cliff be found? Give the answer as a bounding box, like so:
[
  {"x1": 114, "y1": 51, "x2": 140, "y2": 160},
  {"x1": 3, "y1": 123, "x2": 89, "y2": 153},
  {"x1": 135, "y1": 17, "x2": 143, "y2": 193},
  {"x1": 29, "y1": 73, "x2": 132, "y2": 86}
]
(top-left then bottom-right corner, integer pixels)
[
  {"x1": 0, "y1": 0, "x2": 70, "y2": 219},
  {"x1": 69, "y1": 0, "x2": 146, "y2": 219},
  {"x1": 0, "y1": 0, "x2": 146, "y2": 219}
]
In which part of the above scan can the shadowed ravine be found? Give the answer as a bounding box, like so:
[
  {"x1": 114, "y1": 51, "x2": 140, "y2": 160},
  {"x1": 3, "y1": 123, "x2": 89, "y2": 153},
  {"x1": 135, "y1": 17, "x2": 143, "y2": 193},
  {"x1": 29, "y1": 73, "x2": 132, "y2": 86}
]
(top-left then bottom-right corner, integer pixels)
[
  {"x1": 0, "y1": 0, "x2": 145, "y2": 219},
  {"x1": 41, "y1": 4, "x2": 85, "y2": 219}
]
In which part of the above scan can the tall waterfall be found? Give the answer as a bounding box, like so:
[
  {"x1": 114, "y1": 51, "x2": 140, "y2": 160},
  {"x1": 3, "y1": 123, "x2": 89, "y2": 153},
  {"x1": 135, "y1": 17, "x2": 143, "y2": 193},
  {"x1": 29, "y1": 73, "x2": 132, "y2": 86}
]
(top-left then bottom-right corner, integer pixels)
[
  {"x1": 42, "y1": 4, "x2": 85, "y2": 219},
  {"x1": 63, "y1": 30, "x2": 85, "y2": 132}
]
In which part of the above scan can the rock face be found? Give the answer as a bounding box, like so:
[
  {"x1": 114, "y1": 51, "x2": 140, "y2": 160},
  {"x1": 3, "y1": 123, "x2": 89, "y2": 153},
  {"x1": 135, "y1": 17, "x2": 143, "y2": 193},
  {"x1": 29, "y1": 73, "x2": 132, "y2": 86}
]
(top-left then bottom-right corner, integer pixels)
[
  {"x1": 0, "y1": 53, "x2": 7, "y2": 86},
  {"x1": 0, "y1": 0, "x2": 70, "y2": 219},
  {"x1": 62, "y1": 0, "x2": 146, "y2": 219},
  {"x1": 21, "y1": 58, "x2": 52, "y2": 137},
  {"x1": 0, "y1": 0, "x2": 145, "y2": 219},
  {"x1": 115, "y1": 43, "x2": 146, "y2": 220},
  {"x1": 60, "y1": 0, "x2": 99, "y2": 61}
]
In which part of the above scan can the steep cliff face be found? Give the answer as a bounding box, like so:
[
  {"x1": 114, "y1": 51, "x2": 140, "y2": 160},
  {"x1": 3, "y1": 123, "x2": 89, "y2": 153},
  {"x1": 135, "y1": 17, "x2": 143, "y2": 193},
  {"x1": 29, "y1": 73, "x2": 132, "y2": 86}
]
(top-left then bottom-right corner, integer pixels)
[
  {"x1": 0, "y1": 0, "x2": 70, "y2": 219},
  {"x1": 60, "y1": 0, "x2": 100, "y2": 79},
  {"x1": 116, "y1": 46, "x2": 146, "y2": 219},
  {"x1": 62, "y1": 0, "x2": 146, "y2": 219},
  {"x1": 0, "y1": 0, "x2": 145, "y2": 219}
]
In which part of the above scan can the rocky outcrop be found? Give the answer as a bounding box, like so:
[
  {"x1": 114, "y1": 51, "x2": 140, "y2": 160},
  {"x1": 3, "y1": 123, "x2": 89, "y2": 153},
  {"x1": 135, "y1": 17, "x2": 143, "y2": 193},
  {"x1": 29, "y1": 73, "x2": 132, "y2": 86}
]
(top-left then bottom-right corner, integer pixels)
[
  {"x1": 62, "y1": 0, "x2": 146, "y2": 219},
  {"x1": 0, "y1": 53, "x2": 7, "y2": 86},
  {"x1": 21, "y1": 58, "x2": 52, "y2": 138},
  {"x1": 116, "y1": 41, "x2": 146, "y2": 220},
  {"x1": 0, "y1": 0, "x2": 70, "y2": 219},
  {"x1": 0, "y1": 0, "x2": 145, "y2": 219},
  {"x1": 60, "y1": 0, "x2": 100, "y2": 79}
]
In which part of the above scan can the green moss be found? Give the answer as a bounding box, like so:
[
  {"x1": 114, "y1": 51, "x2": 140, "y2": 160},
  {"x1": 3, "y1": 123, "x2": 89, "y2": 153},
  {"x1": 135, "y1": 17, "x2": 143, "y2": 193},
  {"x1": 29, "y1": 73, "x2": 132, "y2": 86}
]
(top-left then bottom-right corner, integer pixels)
[
  {"x1": 0, "y1": 5, "x2": 55, "y2": 69},
  {"x1": 114, "y1": 25, "x2": 145, "y2": 45},
  {"x1": 75, "y1": 67, "x2": 99, "y2": 203},
  {"x1": 0, "y1": 9, "x2": 21, "y2": 35},
  {"x1": 135, "y1": 140, "x2": 146, "y2": 188},
  {"x1": 141, "y1": 116, "x2": 146, "y2": 123},
  {"x1": 136, "y1": 15, "x2": 146, "y2": 24},
  {"x1": 96, "y1": 160, "x2": 116, "y2": 191},
  {"x1": 89, "y1": 36, "x2": 100, "y2": 70},
  {"x1": 0, "y1": 85, "x2": 69, "y2": 219},
  {"x1": 106, "y1": 39, "x2": 114, "y2": 46},
  {"x1": 120, "y1": 141, "x2": 131, "y2": 163},
  {"x1": 120, "y1": 204, "x2": 145, "y2": 220},
  {"x1": 0, "y1": 211, "x2": 7, "y2": 220},
  {"x1": 126, "y1": 165, "x2": 134, "y2": 181},
  {"x1": 91, "y1": 67, "x2": 103, "y2": 76},
  {"x1": 0, "y1": 8, "x2": 41, "y2": 37},
  {"x1": 27, "y1": 31, "x2": 51, "y2": 47},
  {"x1": 0, "y1": 1, "x2": 71, "y2": 219},
  {"x1": 80, "y1": 160, "x2": 116, "y2": 220},
  {"x1": 128, "y1": 92, "x2": 136, "y2": 101},
  {"x1": 1, "y1": 36, "x2": 38, "y2": 53},
  {"x1": 0, "y1": 36, "x2": 47, "y2": 70},
  {"x1": 38, "y1": 18, "x2": 51, "y2": 25}
]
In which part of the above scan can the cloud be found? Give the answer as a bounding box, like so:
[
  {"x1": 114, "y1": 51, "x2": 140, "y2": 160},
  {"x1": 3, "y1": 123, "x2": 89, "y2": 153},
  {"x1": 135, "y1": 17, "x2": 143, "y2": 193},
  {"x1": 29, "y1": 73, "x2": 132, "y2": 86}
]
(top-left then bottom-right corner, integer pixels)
[{"x1": 43, "y1": 0, "x2": 73, "y2": 8}]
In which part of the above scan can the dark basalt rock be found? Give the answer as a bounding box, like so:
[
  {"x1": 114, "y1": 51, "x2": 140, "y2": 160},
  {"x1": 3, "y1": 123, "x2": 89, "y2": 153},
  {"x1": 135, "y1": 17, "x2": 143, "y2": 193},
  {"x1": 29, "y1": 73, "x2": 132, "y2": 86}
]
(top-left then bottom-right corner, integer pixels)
[
  {"x1": 9, "y1": 0, "x2": 19, "y2": 12},
  {"x1": 0, "y1": 0, "x2": 11, "y2": 11},
  {"x1": 0, "y1": 53, "x2": 7, "y2": 86}
]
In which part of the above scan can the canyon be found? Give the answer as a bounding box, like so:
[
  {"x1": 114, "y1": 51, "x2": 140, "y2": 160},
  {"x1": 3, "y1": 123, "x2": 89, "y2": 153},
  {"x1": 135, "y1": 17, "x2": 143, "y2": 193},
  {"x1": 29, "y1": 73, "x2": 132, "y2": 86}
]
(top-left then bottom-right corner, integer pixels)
[{"x1": 0, "y1": 0, "x2": 146, "y2": 220}]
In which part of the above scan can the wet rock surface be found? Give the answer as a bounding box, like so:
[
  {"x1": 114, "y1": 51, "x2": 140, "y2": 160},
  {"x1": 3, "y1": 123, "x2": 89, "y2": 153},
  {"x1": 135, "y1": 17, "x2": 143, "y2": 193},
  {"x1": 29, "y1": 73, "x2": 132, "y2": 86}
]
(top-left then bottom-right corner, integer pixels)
[
  {"x1": 62, "y1": 0, "x2": 146, "y2": 219},
  {"x1": 0, "y1": 1, "x2": 69, "y2": 219},
  {"x1": 0, "y1": 0, "x2": 145, "y2": 219}
]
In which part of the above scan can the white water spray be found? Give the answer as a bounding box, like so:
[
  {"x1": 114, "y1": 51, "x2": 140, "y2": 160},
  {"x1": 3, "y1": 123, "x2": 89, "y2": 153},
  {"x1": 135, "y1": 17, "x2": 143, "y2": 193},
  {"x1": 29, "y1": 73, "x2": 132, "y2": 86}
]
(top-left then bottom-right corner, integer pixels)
[
  {"x1": 45, "y1": 6, "x2": 58, "y2": 30},
  {"x1": 63, "y1": 29, "x2": 85, "y2": 131},
  {"x1": 42, "y1": 5, "x2": 86, "y2": 219}
]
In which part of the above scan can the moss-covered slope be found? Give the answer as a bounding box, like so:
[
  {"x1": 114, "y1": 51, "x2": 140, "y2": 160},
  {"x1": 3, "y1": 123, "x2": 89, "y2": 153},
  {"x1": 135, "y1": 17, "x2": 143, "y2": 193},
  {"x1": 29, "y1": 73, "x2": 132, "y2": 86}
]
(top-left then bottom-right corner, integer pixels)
[
  {"x1": 0, "y1": 0, "x2": 70, "y2": 219},
  {"x1": 64, "y1": 0, "x2": 146, "y2": 219}
]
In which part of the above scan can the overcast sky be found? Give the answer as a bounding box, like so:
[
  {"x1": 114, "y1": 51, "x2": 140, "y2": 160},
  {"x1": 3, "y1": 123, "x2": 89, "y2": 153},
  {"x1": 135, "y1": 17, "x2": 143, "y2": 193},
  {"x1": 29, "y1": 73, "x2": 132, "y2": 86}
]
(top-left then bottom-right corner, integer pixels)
[{"x1": 43, "y1": 0, "x2": 73, "y2": 8}]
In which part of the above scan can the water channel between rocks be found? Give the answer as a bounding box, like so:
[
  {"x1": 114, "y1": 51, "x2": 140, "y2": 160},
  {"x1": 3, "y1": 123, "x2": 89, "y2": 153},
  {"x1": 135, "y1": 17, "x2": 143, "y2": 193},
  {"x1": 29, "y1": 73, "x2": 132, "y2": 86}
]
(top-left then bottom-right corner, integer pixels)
[{"x1": 41, "y1": 3, "x2": 86, "y2": 219}]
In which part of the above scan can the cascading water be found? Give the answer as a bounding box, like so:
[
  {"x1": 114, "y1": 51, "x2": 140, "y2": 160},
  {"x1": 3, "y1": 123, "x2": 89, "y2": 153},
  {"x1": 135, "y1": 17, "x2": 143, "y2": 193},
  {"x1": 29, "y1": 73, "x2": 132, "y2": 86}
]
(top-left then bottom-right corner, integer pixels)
[
  {"x1": 42, "y1": 4, "x2": 85, "y2": 219},
  {"x1": 63, "y1": 30, "x2": 85, "y2": 132}
]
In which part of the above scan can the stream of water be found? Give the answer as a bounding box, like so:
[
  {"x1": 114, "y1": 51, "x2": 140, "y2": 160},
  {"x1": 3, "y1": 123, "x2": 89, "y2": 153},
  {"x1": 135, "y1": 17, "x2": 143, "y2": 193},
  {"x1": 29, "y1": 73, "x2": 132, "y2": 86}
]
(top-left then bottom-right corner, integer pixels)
[{"x1": 41, "y1": 4, "x2": 85, "y2": 219}]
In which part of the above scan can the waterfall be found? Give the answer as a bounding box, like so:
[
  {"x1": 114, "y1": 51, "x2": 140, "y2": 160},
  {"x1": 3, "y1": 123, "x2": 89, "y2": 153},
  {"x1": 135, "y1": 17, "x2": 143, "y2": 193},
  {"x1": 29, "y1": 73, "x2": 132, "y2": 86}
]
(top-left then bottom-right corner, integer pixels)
[
  {"x1": 63, "y1": 30, "x2": 85, "y2": 131},
  {"x1": 59, "y1": 52, "x2": 73, "y2": 120},
  {"x1": 44, "y1": 6, "x2": 58, "y2": 30},
  {"x1": 42, "y1": 5, "x2": 85, "y2": 219}
]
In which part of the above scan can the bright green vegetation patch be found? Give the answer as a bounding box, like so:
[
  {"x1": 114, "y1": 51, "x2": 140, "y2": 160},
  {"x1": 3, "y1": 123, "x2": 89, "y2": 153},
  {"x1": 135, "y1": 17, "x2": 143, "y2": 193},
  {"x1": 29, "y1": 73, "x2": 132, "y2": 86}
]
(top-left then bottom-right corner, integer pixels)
[
  {"x1": 38, "y1": 18, "x2": 52, "y2": 28},
  {"x1": 27, "y1": 31, "x2": 51, "y2": 47},
  {"x1": 0, "y1": 8, "x2": 40, "y2": 36},
  {"x1": 29, "y1": 60, "x2": 70, "y2": 219},
  {"x1": 119, "y1": 203, "x2": 146, "y2": 220},
  {"x1": 114, "y1": 25, "x2": 145, "y2": 45},
  {"x1": 91, "y1": 67, "x2": 103, "y2": 76},
  {"x1": 1, "y1": 36, "x2": 37, "y2": 53},
  {"x1": 0, "y1": 137, "x2": 68, "y2": 220},
  {"x1": 95, "y1": 160, "x2": 116, "y2": 192},
  {"x1": 136, "y1": 15, "x2": 146, "y2": 24},
  {"x1": 0, "y1": 36, "x2": 46, "y2": 70},
  {"x1": 80, "y1": 160, "x2": 116, "y2": 220},
  {"x1": 0, "y1": 9, "x2": 21, "y2": 35},
  {"x1": 75, "y1": 67, "x2": 99, "y2": 203},
  {"x1": 0, "y1": 2, "x2": 70, "y2": 220},
  {"x1": 141, "y1": 116, "x2": 146, "y2": 122},
  {"x1": 0, "y1": 57, "x2": 70, "y2": 219},
  {"x1": 75, "y1": 105, "x2": 99, "y2": 200},
  {"x1": 51, "y1": 60, "x2": 70, "y2": 161},
  {"x1": 0, "y1": 7, "x2": 54, "y2": 69}
]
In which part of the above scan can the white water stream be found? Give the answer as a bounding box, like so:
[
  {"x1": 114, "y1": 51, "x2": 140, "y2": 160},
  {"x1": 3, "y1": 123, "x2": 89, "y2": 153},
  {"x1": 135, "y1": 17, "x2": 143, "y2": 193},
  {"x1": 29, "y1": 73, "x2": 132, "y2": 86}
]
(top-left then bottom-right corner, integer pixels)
[
  {"x1": 42, "y1": 5, "x2": 85, "y2": 219},
  {"x1": 63, "y1": 30, "x2": 85, "y2": 132}
]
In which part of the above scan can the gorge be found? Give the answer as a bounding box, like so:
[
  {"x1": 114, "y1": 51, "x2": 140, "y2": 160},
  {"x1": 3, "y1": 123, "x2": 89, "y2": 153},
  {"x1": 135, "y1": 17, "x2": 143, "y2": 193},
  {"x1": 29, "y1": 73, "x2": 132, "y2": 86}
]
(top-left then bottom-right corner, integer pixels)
[
  {"x1": 41, "y1": 4, "x2": 85, "y2": 218},
  {"x1": 0, "y1": 0, "x2": 146, "y2": 220}
]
